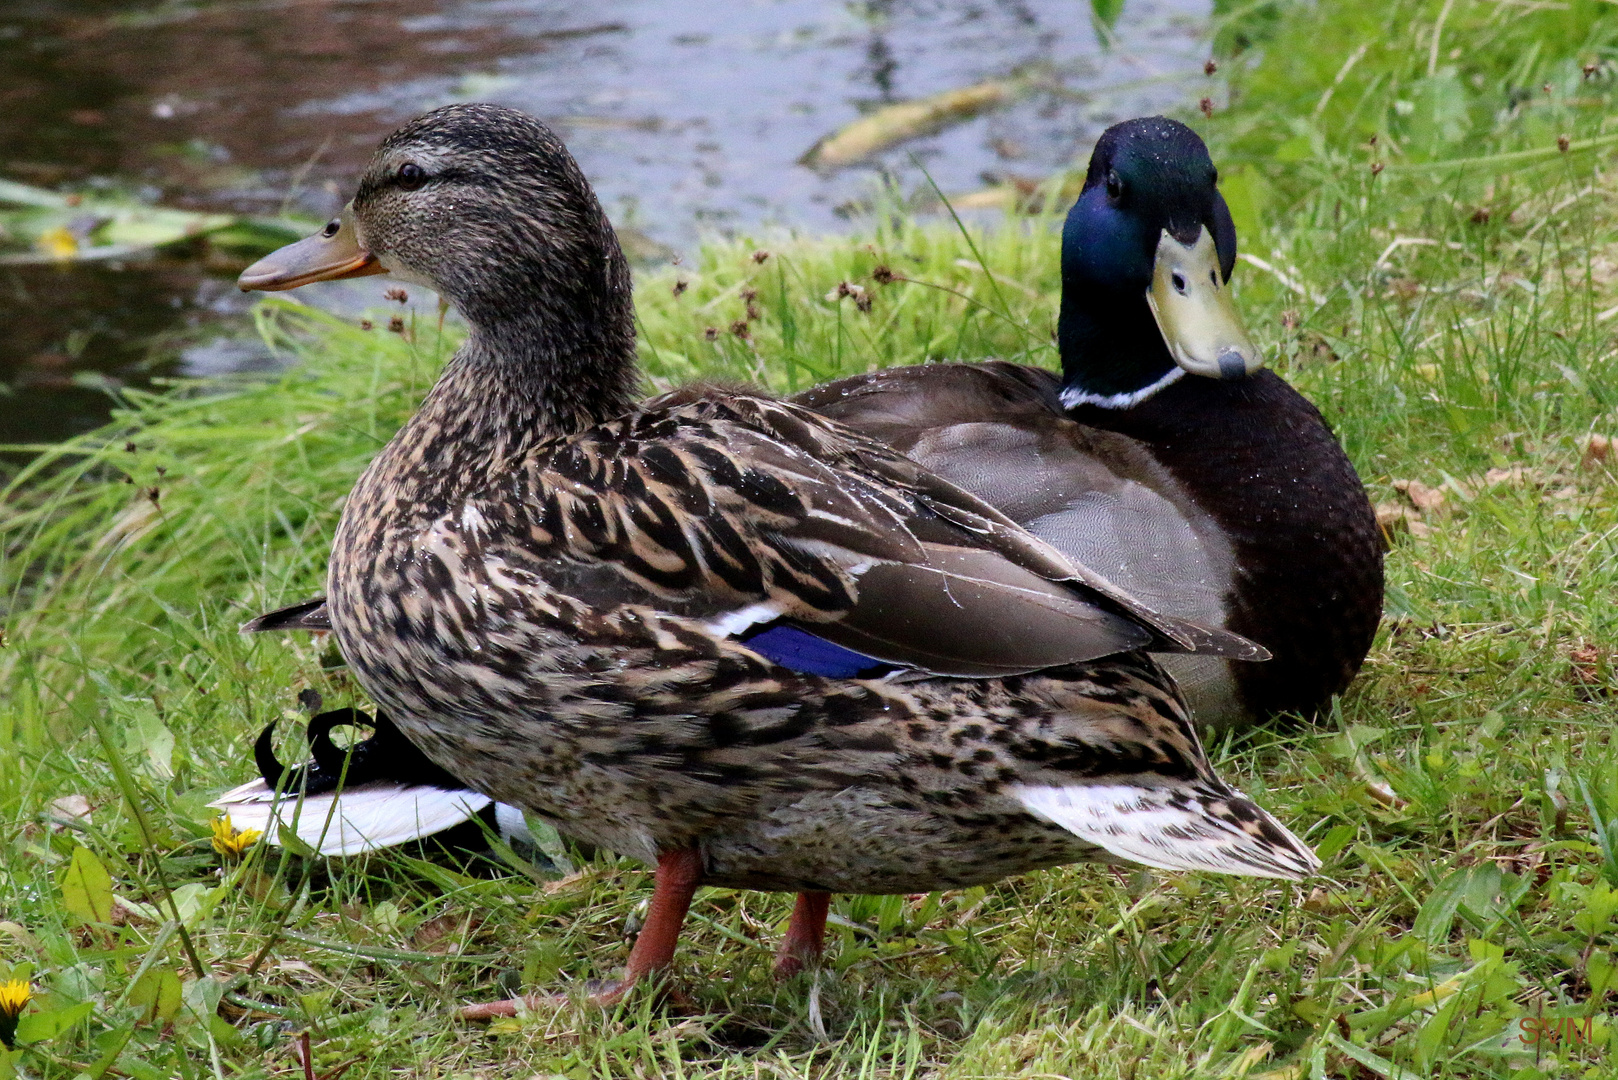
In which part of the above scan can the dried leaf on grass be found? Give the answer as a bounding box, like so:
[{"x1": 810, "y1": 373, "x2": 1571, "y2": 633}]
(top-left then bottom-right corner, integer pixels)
[
  {"x1": 412, "y1": 912, "x2": 484, "y2": 954},
  {"x1": 1376, "y1": 501, "x2": 1432, "y2": 541},
  {"x1": 1582, "y1": 433, "x2": 1613, "y2": 470},
  {"x1": 1481, "y1": 466, "x2": 1535, "y2": 487},
  {"x1": 45, "y1": 795, "x2": 92, "y2": 828},
  {"x1": 1569, "y1": 642, "x2": 1612, "y2": 697},
  {"x1": 1392, "y1": 478, "x2": 1448, "y2": 513},
  {"x1": 542, "y1": 868, "x2": 600, "y2": 895}
]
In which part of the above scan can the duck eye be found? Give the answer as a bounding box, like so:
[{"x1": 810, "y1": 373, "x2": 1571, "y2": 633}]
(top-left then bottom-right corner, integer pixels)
[
  {"x1": 396, "y1": 162, "x2": 428, "y2": 190},
  {"x1": 320, "y1": 218, "x2": 341, "y2": 238},
  {"x1": 1105, "y1": 170, "x2": 1123, "y2": 201}
]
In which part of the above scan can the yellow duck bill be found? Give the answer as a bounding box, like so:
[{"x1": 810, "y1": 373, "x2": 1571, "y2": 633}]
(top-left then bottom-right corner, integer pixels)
[
  {"x1": 237, "y1": 205, "x2": 386, "y2": 292},
  {"x1": 1145, "y1": 226, "x2": 1262, "y2": 381}
]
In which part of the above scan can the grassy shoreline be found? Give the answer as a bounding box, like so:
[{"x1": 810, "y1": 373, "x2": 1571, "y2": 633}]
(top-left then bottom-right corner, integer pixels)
[{"x1": 5, "y1": 0, "x2": 1618, "y2": 1076}]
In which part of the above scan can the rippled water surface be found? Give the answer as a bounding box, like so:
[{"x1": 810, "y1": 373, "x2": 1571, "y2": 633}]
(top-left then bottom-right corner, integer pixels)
[{"x1": 1, "y1": 0, "x2": 1212, "y2": 443}]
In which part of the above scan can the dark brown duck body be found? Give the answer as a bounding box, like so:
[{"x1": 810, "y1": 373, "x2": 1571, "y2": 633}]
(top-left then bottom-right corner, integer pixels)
[
  {"x1": 797, "y1": 117, "x2": 1382, "y2": 728},
  {"x1": 1068, "y1": 366, "x2": 1383, "y2": 720},
  {"x1": 799, "y1": 360, "x2": 1384, "y2": 726}
]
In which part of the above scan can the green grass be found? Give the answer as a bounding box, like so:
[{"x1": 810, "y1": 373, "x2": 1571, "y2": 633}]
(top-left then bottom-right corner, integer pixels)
[{"x1": 5, "y1": 0, "x2": 1618, "y2": 1076}]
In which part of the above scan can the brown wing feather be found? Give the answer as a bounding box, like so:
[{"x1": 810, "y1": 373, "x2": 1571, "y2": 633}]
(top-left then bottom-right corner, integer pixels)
[
  {"x1": 794, "y1": 365, "x2": 1267, "y2": 662},
  {"x1": 729, "y1": 394, "x2": 1262, "y2": 660},
  {"x1": 808, "y1": 544, "x2": 1149, "y2": 675},
  {"x1": 505, "y1": 390, "x2": 1257, "y2": 676}
]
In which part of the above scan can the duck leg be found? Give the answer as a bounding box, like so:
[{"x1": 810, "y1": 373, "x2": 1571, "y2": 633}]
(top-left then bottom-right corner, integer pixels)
[
  {"x1": 773, "y1": 890, "x2": 831, "y2": 978},
  {"x1": 460, "y1": 847, "x2": 703, "y2": 1017}
]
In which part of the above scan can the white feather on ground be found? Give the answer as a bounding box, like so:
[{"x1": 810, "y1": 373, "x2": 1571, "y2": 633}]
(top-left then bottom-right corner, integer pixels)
[
  {"x1": 1013, "y1": 782, "x2": 1319, "y2": 880},
  {"x1": 492, "y1": 802, "x2": 537, "y2": 848},
  {"x1": 210, "y1": 779, "x2": 492, "y2": 857}
]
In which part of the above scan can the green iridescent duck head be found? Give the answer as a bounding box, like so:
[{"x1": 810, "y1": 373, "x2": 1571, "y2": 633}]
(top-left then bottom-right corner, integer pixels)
[{"x1": 1057, "y1": 116, "x2": 1262, "y2": 409}]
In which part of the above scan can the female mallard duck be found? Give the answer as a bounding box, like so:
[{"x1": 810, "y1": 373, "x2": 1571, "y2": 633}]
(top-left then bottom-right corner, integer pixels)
[
  {"x1": 796, "y1": 117, "x2": 1384, "y2": 730},
  {"x1": 235, "y1": 103, "x2": 1315, "y2": 1011}
]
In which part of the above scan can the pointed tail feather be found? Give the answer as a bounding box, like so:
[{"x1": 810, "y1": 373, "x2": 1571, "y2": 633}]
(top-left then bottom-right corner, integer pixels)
[
  {"x1": 241, "y1": 596, "x2": 330, "y2": 634},
  {"x1": 1013, "y1": 780, "x2": 1319, "y2": 880}
]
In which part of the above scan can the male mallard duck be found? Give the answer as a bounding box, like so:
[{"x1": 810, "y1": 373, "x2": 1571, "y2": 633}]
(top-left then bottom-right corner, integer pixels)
[
  {"x1": 210, "y1": 690, "x2": 535, "y2": 858},
  {"x1": 236, "y1": 103, "x2": 1316, "y2": 1011},
  {"x1": 796, "y1": 117, "x2": 1384, "y2": 729},
  {"x1": 222, "y1": 609, "x2": 546, "y2": 858}
]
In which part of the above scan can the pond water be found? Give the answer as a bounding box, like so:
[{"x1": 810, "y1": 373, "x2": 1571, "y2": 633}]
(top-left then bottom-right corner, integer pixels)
[{"x1": 1, "y1": 0, "x2": 1212, "y2": 445}]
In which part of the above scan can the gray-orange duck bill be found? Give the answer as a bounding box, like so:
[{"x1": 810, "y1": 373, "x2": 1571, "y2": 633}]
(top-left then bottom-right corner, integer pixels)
[{"x1": 237, "y1": 204, "x2": 386, "y2": 292}]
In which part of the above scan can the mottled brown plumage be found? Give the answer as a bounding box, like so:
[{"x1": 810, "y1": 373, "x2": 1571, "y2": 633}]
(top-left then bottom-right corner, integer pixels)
[{"x1": 236, "y1": 103, "x2": 1316, "y2": 1007}]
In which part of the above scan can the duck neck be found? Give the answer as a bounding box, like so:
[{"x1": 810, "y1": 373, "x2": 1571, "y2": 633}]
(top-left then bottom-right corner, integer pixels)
[
  {"x1": 407, "y1": 252, "x2": 640, "y2": 472},
  {"x1": 1056, "y1": 288, "x2": 1181, "y2": 410}
]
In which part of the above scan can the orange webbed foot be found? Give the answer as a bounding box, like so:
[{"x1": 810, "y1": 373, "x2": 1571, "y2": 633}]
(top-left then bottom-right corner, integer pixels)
[{"x1": 461, "y1": 848, "x2": 703, "y2": 1018}]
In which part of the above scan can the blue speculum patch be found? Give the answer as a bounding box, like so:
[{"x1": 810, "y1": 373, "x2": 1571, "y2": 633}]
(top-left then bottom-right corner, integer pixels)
[{"x1": 741, "y1": 624, "x2": 890, "y2": 678}]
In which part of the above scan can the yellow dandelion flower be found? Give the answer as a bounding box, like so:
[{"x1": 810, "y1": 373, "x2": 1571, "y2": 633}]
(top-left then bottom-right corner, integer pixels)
[
  {"x1": 35, "y1": 226, "x2": 79, "y2": 262},
  {"x1": 0, "y1": 979, "x2": 29, "y2": 1016},
  {"x1": 0, "y1": 978, "x2": 31, "y2": 1048},
  {"x1": 210, "y1": 815, "x2": 262, "y2": 859}
]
